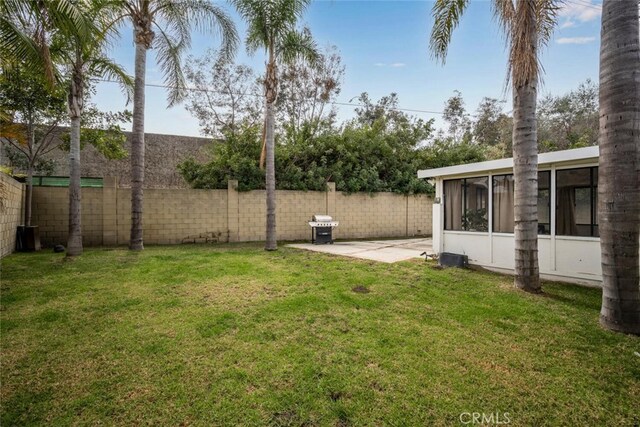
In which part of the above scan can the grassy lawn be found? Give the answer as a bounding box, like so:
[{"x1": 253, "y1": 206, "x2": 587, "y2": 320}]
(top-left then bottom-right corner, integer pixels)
[{"x1": 1, "y1": 244, "x2": 638, "y2": 426}]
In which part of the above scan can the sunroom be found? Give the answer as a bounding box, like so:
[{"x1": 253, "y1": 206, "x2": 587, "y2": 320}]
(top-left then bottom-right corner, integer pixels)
[{"x1": 418, "y1": 146, "x2": 603, "y2": 286}]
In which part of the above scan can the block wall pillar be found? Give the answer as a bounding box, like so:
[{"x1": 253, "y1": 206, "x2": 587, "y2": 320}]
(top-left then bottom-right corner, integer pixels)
[
  {"x1": 227, "y1": 180, "x2": 239, "y2": 242},
  {"x1": 102, "y1": 176, "x2": 117, "y2": 246},
  {"x1": 326, "y1": 182, "x2": 336, "y2": 217}
]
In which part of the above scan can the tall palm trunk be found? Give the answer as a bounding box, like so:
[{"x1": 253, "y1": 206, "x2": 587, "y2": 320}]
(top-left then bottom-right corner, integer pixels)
[
  {"x1": 511, "y1": 0, "x2": 541, "y2": 293},
  {"x1": 265, "y1": 100, "x2": 276, "y2": 250},
  {"x1": 512, "y1": 80, "x2": 540, "y2": 292},
  {"x1": 130, "y1": 40, "x2": 147, "y2": 251},
  {"x1": 24, "y1": 125, "x2": 34, "y2": 226},
  {"x1": 264, "y1": 47, "x2": 277, "y2": 251},
  {"x1": 67, "y1": 65, "x2": 84, "y2": 256},
  {"x1": 25, "y1": 167, "x2": 33, "y2": 226},
  {"x1": 598, "y1": 0, "x2": 640, "y2": 335}
]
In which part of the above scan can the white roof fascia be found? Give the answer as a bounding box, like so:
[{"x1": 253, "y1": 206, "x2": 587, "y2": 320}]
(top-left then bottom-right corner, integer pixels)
[{"x1": 417, "y1": 146, "x2": 599, "y2": 179}]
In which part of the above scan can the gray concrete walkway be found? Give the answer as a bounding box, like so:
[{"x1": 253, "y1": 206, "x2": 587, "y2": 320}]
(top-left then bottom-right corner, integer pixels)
[{"x1": 287, "y1": 238, "x2": 434, "y2": 263}]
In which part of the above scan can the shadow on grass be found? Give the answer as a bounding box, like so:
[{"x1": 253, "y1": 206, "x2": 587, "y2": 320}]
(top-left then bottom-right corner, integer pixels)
[{"x1": 541, "y1": 283, "x2": 602, "y2": 312}]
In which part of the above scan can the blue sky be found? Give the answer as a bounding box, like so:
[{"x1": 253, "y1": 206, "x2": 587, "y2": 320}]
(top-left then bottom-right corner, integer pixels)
[{"x1": 93, "y1": 0, "x2": 603, "y2": 137}]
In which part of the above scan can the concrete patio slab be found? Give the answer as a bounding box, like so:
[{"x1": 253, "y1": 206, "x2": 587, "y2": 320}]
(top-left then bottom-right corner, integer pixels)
[{"x1": 287, "y1": 238, "x2": 434, "y2": 263}]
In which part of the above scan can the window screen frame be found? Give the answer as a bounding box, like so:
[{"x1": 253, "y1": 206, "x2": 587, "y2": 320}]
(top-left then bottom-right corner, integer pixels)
[
  {"x1": 555, "y1": 166, "x2": 598, "y2": 237},
  {"x1": 443, "y1": 176, "x2": 489, "y2": 232}
]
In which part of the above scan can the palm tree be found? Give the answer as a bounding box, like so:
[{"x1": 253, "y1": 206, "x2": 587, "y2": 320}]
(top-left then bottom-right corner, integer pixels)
[
  {"x1": 57, "y1": 2, "x2": 132, "y2": 257},
  {"x1": 598, "y1": 0, "x2": 640, "y2": 335},
  {"x1": 430, "y1": 0, "x2": 557, "y2": 292},
  {"x1": 0, "y1": 0, "x2": 94, "y2": 85},
  {"x1": 1, "y1": 0, "x2": 95, "y2": 237},
  {"x1": 232, "y1": 0, "x2": 319, "y2": 250},
  {"x1": 110, "y1": 0, "x2": 238, "y2": 251}
]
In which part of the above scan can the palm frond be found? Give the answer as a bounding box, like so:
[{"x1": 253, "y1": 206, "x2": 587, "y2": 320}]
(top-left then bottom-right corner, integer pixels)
[
  {"x1": 492, "y1": 0, "x2": 516, "y2": 91},
  {"x1": 89, "y1": 57, "x2": 134, "y2": 102},
  {"x1": 47, "y1": 0, "x2": 96, "y2": 41},
  {"x1": 0, "y1": 0, "x2": 97, "y2": 86},
  {"x1": 155, "y1": 0, "x2": 193, "y2": 46},
  {"x1": 535, "y1": 0, "x2": 560, "y2": 49},
  {"x1": 245, "y1": 21, "x2": 269, "y2": 55},
  {"x1": 0, "y1": 17, "x2": 42, "y2": 70},
  {"x1": 277, "y1": 28, "x2": 320, "y2": 66},
  {"x1": 164, "y1": 0, "x2": 239, "y2": 62},
  {"x1": 232, "y1": 0, "x2": 312, "y2": 55},
  {"x1": 429, "y1": 0, "x2": 470, "y2": 63},
  {"x1": 154, "y1": 23, "x2": 188, "y2": 107},
  {"x1": 510, "y1": 0, "x2": 540, "y2": 87},
  {"x1": 232, "y1": 0, "x2": 271, "y2": 54},
  {"x1": 492, "y1": 0, "x2": 516, "y2": 36}
]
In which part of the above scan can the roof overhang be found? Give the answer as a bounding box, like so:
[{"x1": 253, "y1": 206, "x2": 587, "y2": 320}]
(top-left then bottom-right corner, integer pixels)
[{"x1": 417, "y1": 146, "x2": 599, "y2": 179}]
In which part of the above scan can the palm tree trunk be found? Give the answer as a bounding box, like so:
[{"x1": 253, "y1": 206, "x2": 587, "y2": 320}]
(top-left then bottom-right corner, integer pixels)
[
  {"x1": 598, "y1": 0, "x2": 640, "y2": 335},
  {"x1": 264, "y1": 45, "x2": 278, "y2": 251},
  {"x1": 66, "y1": 65, "x2": 84, "y2": 257},
  {"x1": 24, "y1": 124, "x2": 35, "y2": 226},
  {"x1": 25, "y1": 164, "x2": 33, "y2": 226},
  {"x1": 265, "y1": 100, "x2": 277, "y2": 250},
  {"x1": 67, "y1": 115, "x2": 82, "y2": 256},
  {"x1": 512, "y1": 80, "x2": 540, "y2": 293},
  {"x1": 130, "y1": 40, "x2": 147, "y2": 251}
]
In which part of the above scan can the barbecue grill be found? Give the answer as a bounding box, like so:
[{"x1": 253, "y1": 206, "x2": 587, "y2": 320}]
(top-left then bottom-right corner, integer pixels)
[{"x1": 308, "y1": 214, "x2": 339, "y2": 244}]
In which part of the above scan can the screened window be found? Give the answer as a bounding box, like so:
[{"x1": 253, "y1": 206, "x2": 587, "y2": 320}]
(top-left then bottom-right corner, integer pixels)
[
  {"x1": 492, "y1": 175, "x2": 514, "y2": 233},
  {"x1": 556, "y1": 167, "x2": 598, "y2": 237},
  {"x1": 491, "y1": 171, "x2": 551, "y2": 234},
  {"x1": 444, "y1": 177, "x2": 488, "y2": 231},
  {"x1": 538, "y1": 171, "x2": 551, "y2": 234}
]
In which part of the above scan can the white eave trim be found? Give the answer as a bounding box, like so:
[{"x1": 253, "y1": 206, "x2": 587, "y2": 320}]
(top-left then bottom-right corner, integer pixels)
[{"x1": 417, "y1": 146, "x2": 599, "y2": 179}]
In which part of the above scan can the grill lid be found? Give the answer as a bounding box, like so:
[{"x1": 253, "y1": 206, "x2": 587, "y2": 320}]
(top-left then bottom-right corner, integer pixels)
[
  {"x1": 312, "y1": 214, "x2": 333, "y2": 222},
  {"x1": 308, "y1": 221, "x2": 339, "y2": 227}
]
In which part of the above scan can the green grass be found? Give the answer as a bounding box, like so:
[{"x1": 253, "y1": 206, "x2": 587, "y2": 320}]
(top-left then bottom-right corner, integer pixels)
[{"x1": 1, "y1": 244, "x2": 638, "y2": 426}]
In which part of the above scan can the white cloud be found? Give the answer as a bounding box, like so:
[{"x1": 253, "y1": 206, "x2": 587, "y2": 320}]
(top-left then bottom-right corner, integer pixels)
[
  {"x1": 558, "y1": 1, "x2": 601, "y2": 23},
  {"x1": 375, "y1": 62, "x2": 406, "y2": 68},
  {"x1": 559, "y1": 20, "x2": 576, "y2": 29},
  {"x1": 556, "y1": 36, "x2": 596, "y2": 45}
]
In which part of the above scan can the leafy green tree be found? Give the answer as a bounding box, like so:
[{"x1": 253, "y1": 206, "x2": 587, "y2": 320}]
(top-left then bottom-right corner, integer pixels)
[
  {"x1": 179, "y1": 92, "x2": 461, "y2": 195},
  {"x1": 110, "y1": 0, "x2": 238, "y2": 251},
  {"x1": 442, "y1": 90, "x2": 472, "y2": 142},
  {"x1": 353, "y1": 92, "x2": 407, "y2": 129},
  {"x1": 179, "y1": 120, "x2": 438, "y2": 195},
  {"x1": 538, "y1": 79, "x2": 598, "y2": 152},
  {"x1": 430, "y1": 0, "x2": 558, "y2": 293},
  {"x1": 0, "y1": 66, "x2": 130, "y2": 229},
  {"x1": 178, "y1": 124, "x2": 264, "y2": 191},
  {"x1": 232, "y1": 0, "x2": 319, "y2": 251},
  {"x1": 421, "y1": 137, "x2": 486, "y2": 169},
  {"x1": 58, "y1": 108, "x2": 131, "y2": 161},
  {"x1": 0, "y1": 66, "x2": 66, "y2": 226},
  {"x1": 277, "y1": 41, "x2": 344, "y2": 140},
  {"x1": 184, "y1": 49, "x2": 262, "y2": 138},
  {"x1": 472, "y1": 97, "x2": 512, "y2": 159}
]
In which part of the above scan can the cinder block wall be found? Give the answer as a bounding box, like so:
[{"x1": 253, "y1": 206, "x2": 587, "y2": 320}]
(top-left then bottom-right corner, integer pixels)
[
  {"x1": 0, "y1": 173, "x2": 24, "y2": 257},
  {"x1": 30, "y1": 178, "x2": 433, "y2": 247},
  {"x1": 31, "y1": 187, "x2": 103, "y2": 246}
]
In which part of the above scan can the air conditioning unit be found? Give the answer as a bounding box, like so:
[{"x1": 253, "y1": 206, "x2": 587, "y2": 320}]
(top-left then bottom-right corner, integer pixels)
[{"x1": 439, "y1": 252, "x2": 468, "y2": 268}]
